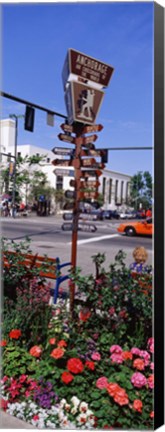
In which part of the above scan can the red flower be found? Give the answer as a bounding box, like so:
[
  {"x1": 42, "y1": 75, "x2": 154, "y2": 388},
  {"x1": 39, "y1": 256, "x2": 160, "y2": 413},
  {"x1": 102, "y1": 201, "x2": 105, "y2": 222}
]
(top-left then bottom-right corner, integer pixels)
[
  {"x1": 150, "y1": 411, "x2": 154, "y2": 418},
  {"x1": 57, "y1": 340, "x2": 67, "y2": 348},
  {"x1": 79, "y1": 309, "x2": 91, "y2": 322},
  {"x1": 113, "y1": 388, "x2": 129, "y2": 406},
  {"x1": 29, "y1": 346, "x2": 42, "y2": 358},
  {"x1": 133, "y1": 358, "x2": 145, "y2": 371},
  {"x1": 133, "y1": 399, "x2": 143, "y2": 413},
  {"x1": 85, "y1": 361, "x2": 95, "y2": 371},
  {"x1": 0, "y1": 398, "x2": 8, "y2": 411},
  {"x1": 122, "y1": 351, "x2": 133, "y2": 361},
  {"x1": 106, "y1": 383, "x2": 121, "y2": 397},
  {"x1": 0, "y1": 340, "x2": 7, "y2": 347},
  {"x1": 50, "y1": 347, "x2": 64, "y2": 359},
  {"x1": 49, "y1": 338, "x2": 56, "y2": 345},
  {"x1": 33, "y1": 415, "x2": 39, "y2": 421},
  {"x1": 61, "y1": 371, "x2": 74, "y2": 384},
  {"x1": 9, "y1": 329, "x2": 21, "y2": 339},
  {"x1": 67, "y1": 358, "x2": 84, "y2": 374}
]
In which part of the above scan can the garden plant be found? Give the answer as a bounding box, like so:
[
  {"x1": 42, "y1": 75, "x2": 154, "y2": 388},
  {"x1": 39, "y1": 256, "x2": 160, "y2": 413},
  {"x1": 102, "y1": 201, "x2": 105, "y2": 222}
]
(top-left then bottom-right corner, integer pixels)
[{"x1": 1, "y1": 240, "x2": 154, "y2": 429}]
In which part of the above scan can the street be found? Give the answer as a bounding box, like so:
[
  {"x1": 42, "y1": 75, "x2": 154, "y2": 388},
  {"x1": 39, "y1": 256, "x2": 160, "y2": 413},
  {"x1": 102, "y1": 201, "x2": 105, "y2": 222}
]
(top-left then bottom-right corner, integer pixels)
[{"x1": 2, "y1": 215, "x2": 153, "y2": 276}]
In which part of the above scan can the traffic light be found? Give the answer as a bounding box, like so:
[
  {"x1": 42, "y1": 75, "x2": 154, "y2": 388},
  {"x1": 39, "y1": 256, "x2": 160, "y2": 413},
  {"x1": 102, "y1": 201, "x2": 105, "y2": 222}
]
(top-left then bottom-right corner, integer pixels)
[
  {"x1": 24, "y1": 106, "x2": 35, "y2": 132},
  {"x1": 101, "y1": 149, "x2": 108, "y2": 163}
]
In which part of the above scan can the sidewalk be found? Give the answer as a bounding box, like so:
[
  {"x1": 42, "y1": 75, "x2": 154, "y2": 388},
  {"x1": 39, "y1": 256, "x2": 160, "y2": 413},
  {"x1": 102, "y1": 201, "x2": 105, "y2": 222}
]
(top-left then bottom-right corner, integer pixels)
[{"x1": 0, "y1": 410, "x2": 36, "y2": 429}]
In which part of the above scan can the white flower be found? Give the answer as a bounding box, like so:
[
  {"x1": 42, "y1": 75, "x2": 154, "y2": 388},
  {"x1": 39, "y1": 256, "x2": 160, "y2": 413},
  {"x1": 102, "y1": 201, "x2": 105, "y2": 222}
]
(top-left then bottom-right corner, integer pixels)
[
  {"x1": 79, "y1": 401, "x2": 88, "y2": 413},
  {"x1": 58, "y1": 409, "x2": 65, "y2": 421},
  {"x1": 59, "y1": 398, "x2": 67, "y2": 408},
  {"x1": 76, "y1": 413, "x2": 87, "y2": 425},
  {"x1": 71, "y1": 396, "x2": 80, "y2": 408},
  {"x1": 64, "y1": 403, "x2": 71, "y2": 412},
  {"x1": 71, "y1": 407, "x2": 78, "y2": 415}
]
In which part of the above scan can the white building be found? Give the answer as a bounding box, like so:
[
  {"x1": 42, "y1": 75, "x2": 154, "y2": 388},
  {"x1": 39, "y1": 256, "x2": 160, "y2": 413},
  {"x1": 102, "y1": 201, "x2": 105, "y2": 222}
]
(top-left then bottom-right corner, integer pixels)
[{"x1": 0, "y1": 118, "x2": 131, "y2": 209}]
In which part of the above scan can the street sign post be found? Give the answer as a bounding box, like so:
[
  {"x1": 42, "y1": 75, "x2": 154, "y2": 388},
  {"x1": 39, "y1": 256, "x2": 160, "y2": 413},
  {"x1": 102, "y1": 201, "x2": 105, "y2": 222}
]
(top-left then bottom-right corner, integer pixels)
[
  {"x1": 58, "y1": 133, "x2": 75, "y2": 143},
  {"x1": 82, "y1": 124, "x2": 103, "y2": 134},
  {"x1": 53, "y1": 168, "x2": 74, "y2": 176},
  {"x1": 52, "y1": 147, "x2": 74, "y2": 157},
  {"x1": 65, "y1": 190, "x2": 75, "y2": 199},
  {"x1": 63, "y1": 213, "x2": 73, "y2": 221},
  {"x1": 78, "y1": 191, "x2": 99, "y2": 200}
]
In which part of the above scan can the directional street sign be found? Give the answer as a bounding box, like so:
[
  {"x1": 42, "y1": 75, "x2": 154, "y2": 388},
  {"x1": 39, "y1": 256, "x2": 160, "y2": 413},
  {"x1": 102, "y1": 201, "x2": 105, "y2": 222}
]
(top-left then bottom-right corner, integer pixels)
[
  {"x1": 58, "y1": 133, "x2": 75, "y2": 143},
  {"x1": 63, "y1": 202, "x2": 74, "y2": 211},
  {"x1": 78, "y1": 223, "x2": 97, "y2": 233},
  {"x1": 81, "y1": 148, "x2": 105, "y2": 157},
  {"x1": 63, "y1": 213, "x2": 73, "y2": 221},
  {"x1": 78, "y1": 191, "x2": 99, "y2": 200},
  {"x1": 52, "y1": 147, "x2": 74, "y2": 156},
  {"x1": 52, "y1": 159, "x2": 70, "y2": 167},
  {"x1": 81, "y1": 158, "x2": 96, "y2": 167},
  {"x1": 83, "y1": 134, "x2": 98, "y2": 145},
  {"x1": 60, "y1": 123, "x2": 74, "y2": 133},
  {"x1": 53, "y1": 168, "x2": 74, "y2": 176},
  {"x1": 80, "y1": 180, "x2": 100, "y2": 189},
  {"x1": 82, "y1": 124, "x2": 103, "y2": 134},
  {"x1": 81, "y1": 169, "x2": 102, "y2": 178},
  {"x1": 65, "y1": 190, "x2": 75, "y2": 199},
  {"x1": 62, "y1": 223, "x2": 73, "y2": 231}
]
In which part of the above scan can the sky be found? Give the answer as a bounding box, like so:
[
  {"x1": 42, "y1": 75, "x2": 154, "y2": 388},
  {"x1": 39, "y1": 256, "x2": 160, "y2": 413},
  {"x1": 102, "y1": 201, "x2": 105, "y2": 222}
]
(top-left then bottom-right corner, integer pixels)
[{"x1": 1, "y1": 1, "x2": 154, "y2": 176}]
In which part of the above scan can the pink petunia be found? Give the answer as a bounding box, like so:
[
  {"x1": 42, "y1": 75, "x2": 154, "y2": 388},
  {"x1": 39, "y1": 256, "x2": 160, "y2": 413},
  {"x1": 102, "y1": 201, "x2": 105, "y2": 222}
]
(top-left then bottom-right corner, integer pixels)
[
  {"x1": 131, "y1": 347, "x2": 141, "y2": 356},
  {"x1": 109, "y1": 345, "x2": 123, "y2": 354},
  {"x1": 131, "y1": 372, "x2": 147, "y2": 388}
]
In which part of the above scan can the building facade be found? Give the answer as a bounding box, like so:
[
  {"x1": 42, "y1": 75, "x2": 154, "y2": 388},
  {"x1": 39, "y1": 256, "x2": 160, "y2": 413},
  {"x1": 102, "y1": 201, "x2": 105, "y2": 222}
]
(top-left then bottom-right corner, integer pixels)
[{"x1": 0, "y1": 118, "x2": 131, "y2": 209}]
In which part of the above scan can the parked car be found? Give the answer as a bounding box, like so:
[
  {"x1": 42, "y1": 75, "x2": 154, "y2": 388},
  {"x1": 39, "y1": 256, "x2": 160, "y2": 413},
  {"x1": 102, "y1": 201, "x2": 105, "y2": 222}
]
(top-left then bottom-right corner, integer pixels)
[
  {"x1": 99, "y1": 210, "x2": 120, "y2": 220},
  {"x1": 119, "y1": 210, "x2": 136, "y2": 219},
  {"x1": 117, "y1": 217, "x2": 153, "y2": 236},
  {"x1": 80, "y1": 209, "x2": 101, "y2": 221}
]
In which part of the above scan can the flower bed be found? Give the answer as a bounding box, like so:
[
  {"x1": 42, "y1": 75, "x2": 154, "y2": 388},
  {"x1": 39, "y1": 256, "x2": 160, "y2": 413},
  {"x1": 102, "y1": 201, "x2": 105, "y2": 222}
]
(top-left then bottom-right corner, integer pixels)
[{"x1": 1, "y1": 245, "x2": 154, "y2": 429}]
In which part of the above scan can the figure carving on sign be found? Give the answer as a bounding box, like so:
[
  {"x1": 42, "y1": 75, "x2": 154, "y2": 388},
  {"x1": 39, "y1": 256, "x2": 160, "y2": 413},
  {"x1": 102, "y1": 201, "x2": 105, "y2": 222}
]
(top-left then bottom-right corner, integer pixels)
[{"x1": 77, "y1": 89, "x2": 95, "y2": 121}]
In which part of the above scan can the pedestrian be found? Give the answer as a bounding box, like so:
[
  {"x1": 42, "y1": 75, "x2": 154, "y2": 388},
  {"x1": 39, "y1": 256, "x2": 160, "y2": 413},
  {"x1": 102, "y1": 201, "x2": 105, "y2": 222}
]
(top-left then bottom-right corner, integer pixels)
[
  {"x1": 129, "y1": 246, "x2": 150, "y2": 273},
  {"x1": 146, "y1": 208, "x2": 152, "y2": 218}
]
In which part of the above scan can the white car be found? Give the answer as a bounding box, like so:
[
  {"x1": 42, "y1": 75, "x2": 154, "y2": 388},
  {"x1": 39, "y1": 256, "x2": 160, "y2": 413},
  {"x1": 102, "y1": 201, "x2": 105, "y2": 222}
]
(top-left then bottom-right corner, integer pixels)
[{"x1": 119, "y1": 211, "x2": 135, "y2": 219}]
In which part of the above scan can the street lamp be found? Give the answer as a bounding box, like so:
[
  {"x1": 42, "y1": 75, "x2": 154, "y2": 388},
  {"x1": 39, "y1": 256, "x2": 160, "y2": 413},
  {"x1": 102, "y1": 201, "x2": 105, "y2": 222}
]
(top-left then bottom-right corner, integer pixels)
[{"x1": 9, "y1": 114, "x2": 24, "y2": 217}]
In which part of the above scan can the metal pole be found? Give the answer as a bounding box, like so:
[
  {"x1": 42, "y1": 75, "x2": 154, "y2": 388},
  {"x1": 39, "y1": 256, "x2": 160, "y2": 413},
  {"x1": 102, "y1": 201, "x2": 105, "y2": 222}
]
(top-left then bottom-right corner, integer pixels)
[{"x1": 12, "y1": 116, "x2": 18, "y2": 218}]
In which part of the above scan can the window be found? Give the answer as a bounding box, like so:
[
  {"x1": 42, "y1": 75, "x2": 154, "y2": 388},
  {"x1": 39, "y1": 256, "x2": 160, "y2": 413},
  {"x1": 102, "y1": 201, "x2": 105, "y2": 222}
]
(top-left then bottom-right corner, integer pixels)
[
  {"x1": 109, "y1": 179, "x2": 112, "y2": 203},
  {"x1": 46, "y1": 157, "x2": 50, "y2": 163},
  {"x1": 115, "y1": 180, "x2": 118, "y2": 203},
  {"x1": 56, "y1": 176, "x2": 63, "y2": 190},
  {"x1": 17, "y1": 152, "x2": 21, "y2": 158}
]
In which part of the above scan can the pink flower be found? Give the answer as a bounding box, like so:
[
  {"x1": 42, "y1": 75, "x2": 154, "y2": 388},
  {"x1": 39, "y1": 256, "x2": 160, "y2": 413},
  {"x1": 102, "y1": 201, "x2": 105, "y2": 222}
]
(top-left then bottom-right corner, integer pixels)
[
  {"x1": 147, "y1": 337, "x2": 154, "y2": 353},
  {"x1": 19, "y1": 375, "x2": 28, "y2": 383},
  {"x1": 150, "y1": 362, "x2": 154, "y2": 370},
  {"x1": 33, "y1": 415, "x2": 39, "y2": 421},
  {"x1": 91, "y1": 352, "x2": 101, "y2": 361},
  {"x1": 110, "y1": 353, "x2": 123, "y2": 364},
  {"x1": 96, "y1": 377, "x2": 109, "y2": 390},
  {"x1": 110, "y1": 345, "x2": 122, "y2": 354},
  {"x1": 148, "y1": 374, "x2": 154, "y2": 389},
  {"x1": 131, "y1": 347, "x2": 141, "y2": 356},
  {"x1": 131, "y1": 372, "x2": 147, "y2": 388}
]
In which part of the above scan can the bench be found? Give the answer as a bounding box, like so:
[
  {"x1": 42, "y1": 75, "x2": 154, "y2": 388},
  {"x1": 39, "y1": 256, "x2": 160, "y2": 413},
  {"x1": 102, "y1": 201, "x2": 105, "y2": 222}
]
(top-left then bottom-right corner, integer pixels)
[{"x1": 3, "y1": 251, "x2": 71, "y2": 304}]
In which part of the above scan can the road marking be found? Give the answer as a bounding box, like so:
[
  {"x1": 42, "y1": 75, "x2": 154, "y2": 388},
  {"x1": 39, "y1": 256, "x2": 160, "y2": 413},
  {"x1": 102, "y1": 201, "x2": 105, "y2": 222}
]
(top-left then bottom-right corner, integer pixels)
[{"x1": 68, "y1": 233, "x2": 120, "y2": 246}]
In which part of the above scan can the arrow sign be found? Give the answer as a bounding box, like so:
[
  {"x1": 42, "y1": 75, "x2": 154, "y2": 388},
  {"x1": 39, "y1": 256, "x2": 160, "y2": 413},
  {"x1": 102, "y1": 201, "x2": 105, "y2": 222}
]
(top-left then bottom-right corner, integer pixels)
[
  {"x1": 63, "y1": 213, "x2": 73, "y2": 221},
  {"x1": 52, "y1": 147, "x2": 74, "y2": 156},
  {"x1": 81, "y1": 170, "x2": 102, "y2": 178},
  {"x1": 81, "y1": 149, "x2": 104, "y2": 157},
  {"x1": 83, "y1": 135, "x2": 98, "y2": 145},
  {"x1": 62, "y1": 223, "x2": 73, "y2": 231},
  {"x1": 65, "y1": 190, "x2": 75, "y2": 199},
  {"x1": 60, "y1": 123, "x2": 74, "y2": 133},
  {"x1": 54, "y1": 168, "x2": 73, "y2": 176},
  {"x1": 63, "y1": 202, "x2": 74, "y2": 210},
  {"x1": 82, "y1": 124, "x2": 103, "y2": 134},
  {"x1": 58, "y1": 133, "x2": 75, "y2": 143},
  {"x1": 80, "y1": 180, "x2": 100, "y2": 189},
  {"x1": 52, "y1": 159, "x2": 70, "y2": 167},
  {"x1": 78, "y1": 191, "x2": 99, "y2": 200},
  {"x1": 81, "y1": 158, "x2": 96, "y2": 167}
]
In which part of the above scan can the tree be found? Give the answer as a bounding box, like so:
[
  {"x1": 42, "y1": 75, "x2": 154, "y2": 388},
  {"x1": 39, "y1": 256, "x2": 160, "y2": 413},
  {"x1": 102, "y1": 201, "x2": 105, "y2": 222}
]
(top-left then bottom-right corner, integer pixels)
[{"x1": 130, "y1": 171, "x2": 153, "y2": 210}]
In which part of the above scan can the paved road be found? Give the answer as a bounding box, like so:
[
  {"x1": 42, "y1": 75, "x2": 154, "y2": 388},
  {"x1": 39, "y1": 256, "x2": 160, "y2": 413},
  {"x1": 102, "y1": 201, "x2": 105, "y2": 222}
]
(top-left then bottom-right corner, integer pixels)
[{"x1": 1, "y1": 215, "x2": 153, "y2": 275}]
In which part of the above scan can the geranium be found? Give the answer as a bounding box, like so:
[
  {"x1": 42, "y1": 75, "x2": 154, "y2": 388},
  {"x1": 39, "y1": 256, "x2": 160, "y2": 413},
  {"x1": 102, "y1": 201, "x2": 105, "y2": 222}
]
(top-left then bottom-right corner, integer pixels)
[
  {"x1": 150, "y1": 362, "x2": 154, "y2": 370},
  {"x1": 0, "y1": 340, "x2": 7, "y2": 347},
  {"x1": 133, "y1": 358, "x2": 145, "y2": 371},
  {"x1": 61, "y1": 371, "x2": 74, "y2": 384},
  {"x1": 133, "y1": 399, "x2": 143, "y2": 413},
  {"x1": 9, "y1": 329, "x2": 21, "y2": 339},
  {"x1": 148, "y1": 374, "x2": 154, "y2": 389},
  {"x1": 150, "y1": 411, "x2": 154, "y2": 418},
  {"x1": 29, "y1": 346, "x2": 42, "y2": 358},
  {"x1": 85, "y1": 361, "x2": 95, "y2": 371},
  {"x1": 113, "y1": 388, "x2": 129, "y2": 406},
  {"x1": 57, "y1": 340, "x2": 67, "y2": 348},
  {"x1": 106, "y1": 383, "x2": 121, "y2": 397},
  {"x1": 79, "y1": 309, "x2": 91, "y2": 322},
  {"x1": 109, "y1": 345, "x2": 122, "y2": 354},
  {"x1": 139, "y1": 350, "x2": 150, "y2": 366},
  {"x1": 19, "y1": 375, "x2": 28, "y2": 383},
  {"x1": 122, "y1": 351, "x2": 133, "y2": 360},
  {"x1": 0, "y1": 398, "x2": 8, "y2": 411},
  {"x1": 96, "y1": 377, "x2": 108, "y2": 390},
  {"x1": 91, "y1": 352, "x2": 101, "y2": 361},
  {"x1": 50, "y1": 348, "x2": 64, "y2": 359},
  {"x1": 131, "y1": 372, "x2": 147, "y2": 388},
  {"x1": 49, "y1": 338, "x2": 56, "y2": 345},
  {"x1": 67, "y1": 358, "x2": 84, "y2": 374},
  {"x1": 110, "y1": 353, "x2": 123, "y2": 364},
  {"x1": 147, "y1": 337, "x2": 154, "y2": 353},
  {"x1": 131, "y1": 347, "x2": 141, "y2": 356}
]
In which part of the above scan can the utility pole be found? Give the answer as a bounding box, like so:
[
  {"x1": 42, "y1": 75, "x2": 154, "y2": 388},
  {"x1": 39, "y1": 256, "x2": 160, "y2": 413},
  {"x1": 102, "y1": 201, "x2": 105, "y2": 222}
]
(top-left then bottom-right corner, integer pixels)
[{"x1": 9, "y1": 114, "x2": 24, "y2": 217}]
